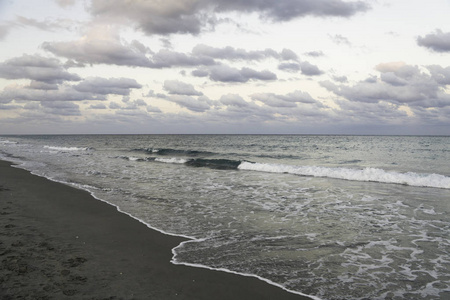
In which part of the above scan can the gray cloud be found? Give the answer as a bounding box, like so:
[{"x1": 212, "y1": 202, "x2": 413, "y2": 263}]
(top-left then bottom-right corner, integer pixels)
[
  {"x1": 147, "y1": 105, "x2": 162, "y2": 113},
  {"x1": 331, "y1": 75, "x2": 348, "y2": 83},
  {"x1": 304, "y1": 51, "x2": 325, "y2": 57},
  {"x1": 278, "y1": 62, "x2": 300, "y2": 72},
  {"x1": 14, "y1": 16, "x2": 60, "y2": 31},
  {"x1": 321, "y1": 62, "x2": 450, "y2": 108},
  {"x1": 28, "y1": 81, "x2": 59, "y2": 90},
  {"x1": 335, "y1": 100, "x2": 409, "y2": 125},
  {"x1": 219, "y1": 94, "x2": 250, "y2": 107},
  {"x1": 0, "y1": 85, "x2": 106, "y2": 104},
  {"x1": 0, "y1": 54, "x2": 81, "y2": 84},
  {"x1": 7, "y1": 15, "x2": 78, "y2": 33},
  {"x1": 191, "y1": 69, "x2": 209, "y2": 77},
  {"x1": 42, "y1": 38, "x2": 153, "y2": 67},
  {"x1": 417, "y1": 30, "x2": 450, "y2": 53},
  {"x1": 163, "y1": 95, "x2": 213, "y2": 112},
  {"x1": 427, "y1": 65, "x2": 450, "y2": 84},
  {"x1": 278, "y1": 61, "x2": 324, "y2": 75},
  {"x1": 300, "y1": 61, "x2": 324, "y2": 76},
  {"x1": 212, "y1": 0, "x2": 370, "y2": 21},
  {"x1": 43, "y1": 36, "x2": 216, "y2": 68},
  {"x1": 90, "y1": 103, "x2": 107, "y2": 109},
  {"x1": 164, "y1": 80, "x2": 203, "y2": 96},
  {"x1": 329, "y1": 34, "x2": 351, "y2": 46},
  {"x1": 192, "y1": 44, "x2": 296, "y2": 61},
  {"x1": 109, "y1": 102, "x2": 122, "y2": 109},
  {"x1": 251, "y1": 90, "x2": 319, "y2": 108},
  {"x1": 89, "y1": 0, "x2": 369, "y2": 35},
  {"x1": 74, "y1": 77, "x2": 142, "y2": 95},
  {"x1": 41, "y1": 101, "x2": 81, "y2": 116},
  {"x1": 196, "y1": 65, "x2": 277, "y2": 82}
]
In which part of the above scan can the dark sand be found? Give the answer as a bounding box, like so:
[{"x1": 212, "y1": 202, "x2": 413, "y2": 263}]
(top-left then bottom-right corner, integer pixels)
[{"x1": 0, "y1": 160, "x2": 313, "y2": 300}]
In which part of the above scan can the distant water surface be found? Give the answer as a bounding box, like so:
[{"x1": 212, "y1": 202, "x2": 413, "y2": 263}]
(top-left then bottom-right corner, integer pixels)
[{"x1": 1, "y1": 135, "x2": 449, "y2": 300}]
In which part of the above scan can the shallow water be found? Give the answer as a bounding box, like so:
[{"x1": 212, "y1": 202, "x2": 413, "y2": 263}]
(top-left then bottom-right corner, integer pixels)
[{"x1": 1, "y1": 135, "x2": 449, "y2": 299}]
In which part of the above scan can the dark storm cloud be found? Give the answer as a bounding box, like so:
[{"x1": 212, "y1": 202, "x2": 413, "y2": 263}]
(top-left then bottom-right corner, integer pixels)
[
  {"x1": 89, "y1": 0, "x2": 369, "y2": 35},
  {"x1": 0, "y1": 54, "x2": 81, "y2": 84},
  {"x1": 320, "y1": 62, "x2": 450, "y2": 108},
  {"x1": 74, "y1": 77, "x2": 142, "y2": 95},
  {"x1": 417, "y1": 30, "x2": 450, "y2": 53},
  {"x1": 163, "y1": 80, "x2": 203, "y2": 96}
]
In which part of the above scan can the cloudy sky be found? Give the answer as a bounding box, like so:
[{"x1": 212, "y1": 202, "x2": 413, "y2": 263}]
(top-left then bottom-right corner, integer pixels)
[{"x1": 0, "y1": 0, "x2": 449, "y2": 134}]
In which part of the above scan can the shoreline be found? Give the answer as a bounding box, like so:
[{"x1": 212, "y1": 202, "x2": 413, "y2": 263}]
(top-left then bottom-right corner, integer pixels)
[{"x1": 0, "y1": 159, "x2": 315, "y2": 299}]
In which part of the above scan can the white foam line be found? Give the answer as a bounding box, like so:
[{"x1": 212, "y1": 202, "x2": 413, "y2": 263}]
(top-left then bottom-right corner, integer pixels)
[
  {"x1": 43, "y1": 145, "x2": 89, "y2": 151},
  {"x1": 7, "y1": 159, "x2": 322, "y2": 300},
  {"x1": 171, "y1": 243, "x2": 322, "y2": 300}
]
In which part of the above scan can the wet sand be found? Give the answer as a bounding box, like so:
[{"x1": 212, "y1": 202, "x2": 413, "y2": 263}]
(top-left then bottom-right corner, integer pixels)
[{"x1": 0, "y1": 160, "x2": 313, "y2": 299}]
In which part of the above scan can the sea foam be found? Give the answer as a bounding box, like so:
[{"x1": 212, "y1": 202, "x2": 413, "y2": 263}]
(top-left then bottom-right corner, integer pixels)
[
  {"x1": 43, "y1": 145, "x2": 89, "y2": 151},
  {"x1": 238, "y1": 162, "x2": 450, "y2": 189}
]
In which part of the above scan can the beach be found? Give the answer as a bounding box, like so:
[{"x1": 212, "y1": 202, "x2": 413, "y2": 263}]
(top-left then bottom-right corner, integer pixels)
[{"x1": 0, "y1": 159, "x2": 312, "y2": 299}]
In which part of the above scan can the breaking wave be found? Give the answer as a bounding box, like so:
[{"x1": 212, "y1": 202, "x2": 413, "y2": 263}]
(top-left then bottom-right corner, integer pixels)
[
  {"x1": 43, "y1": 146, "x2": 90, "y2": 151},
  {"x1": 134, "y1": 147, "x2": 214, "y2": 157},
  {"x1": 238, "y1": 162, "x2": 450, "y2": 189}
]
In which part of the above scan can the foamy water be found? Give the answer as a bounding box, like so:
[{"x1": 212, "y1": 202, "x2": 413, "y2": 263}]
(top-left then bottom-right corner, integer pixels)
[{"x1": 1, "y1": 135, "x2": 449, "y2": 299}]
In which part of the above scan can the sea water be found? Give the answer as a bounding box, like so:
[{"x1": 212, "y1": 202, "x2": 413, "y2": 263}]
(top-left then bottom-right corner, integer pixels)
[{"x1": 1, "y1": 135, "x2": 449, "y2": 300}]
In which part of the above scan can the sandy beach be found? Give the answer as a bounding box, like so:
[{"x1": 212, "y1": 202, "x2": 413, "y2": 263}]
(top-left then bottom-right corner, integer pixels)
[{"x1": 0, "y1": 160, "x2": 312, "y2": 299}]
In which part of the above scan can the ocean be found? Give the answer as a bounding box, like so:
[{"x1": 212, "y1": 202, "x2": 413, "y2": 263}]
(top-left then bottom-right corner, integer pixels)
[{"x1": 1, "y1": 134, "x2": 449, "y2": 300}]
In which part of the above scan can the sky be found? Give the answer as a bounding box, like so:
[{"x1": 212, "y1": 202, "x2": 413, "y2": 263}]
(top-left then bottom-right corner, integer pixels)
[{"x1": 0, "y1": 0, "x2": 449, "y2": 135}]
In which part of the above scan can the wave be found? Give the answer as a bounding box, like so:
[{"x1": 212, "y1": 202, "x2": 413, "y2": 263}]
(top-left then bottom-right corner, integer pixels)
[
  {"x1": 43, "y1": 145, "x2": 90, "y2": 151},
  {"x1": 0, "y1": 140, "x2": 18, "y2": 145},
  {"x1": 238, "y1": 162, "x2": 450, "y2": 189},
  {"x1": 185, "y1": 158, "x2": 242, "y2": 170},
  {"x1": 118, "y1": 156, "x2": 148, "y2": 162},
  {"x1": 155, "y1": 157, "x2": 189, "y2": 164},
  {"x1": 133, "y1": 147, "x2": 214, "y2": 157}
]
